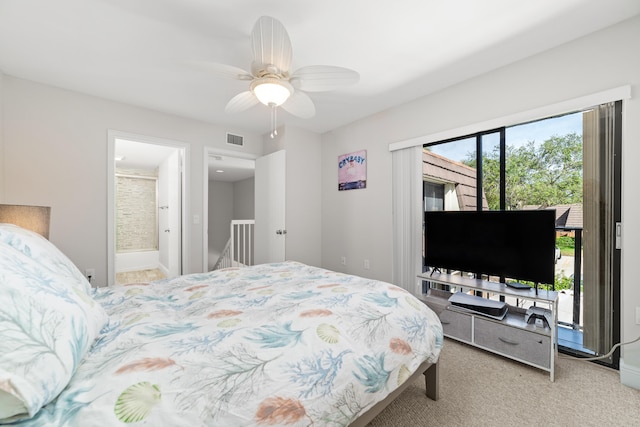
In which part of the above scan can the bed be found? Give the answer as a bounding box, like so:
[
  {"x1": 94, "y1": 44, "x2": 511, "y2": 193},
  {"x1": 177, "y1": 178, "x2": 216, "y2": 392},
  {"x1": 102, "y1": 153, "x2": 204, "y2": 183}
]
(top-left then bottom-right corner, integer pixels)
[{"x1": 0, "y1": 223, "x2": 443, "y2": 426}]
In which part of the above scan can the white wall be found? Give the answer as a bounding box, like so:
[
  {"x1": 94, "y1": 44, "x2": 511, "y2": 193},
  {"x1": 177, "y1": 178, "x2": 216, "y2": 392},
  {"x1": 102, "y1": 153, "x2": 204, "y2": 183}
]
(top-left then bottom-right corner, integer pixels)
[
  {"x1": 0, "y1": 71, "x2": 4, "y2": 200},
  {"x1": 285, "y1": 127, "x2": 322, "y2": 267},
  {"x1": 2, "y1": 76, "x2": 264, "y2": 284},
  {"x1": 322, "y1": 119, "x2": 393, "y2": 279},
  {"x1": 233, "y1": 177, "x2": 255, "y2": 220},
  {"x1": 208, "y1": 180, "x2": 234, "y2": 258},
  {"x1": 321, "y1": 16, "x2": 640, "y2": 387}
]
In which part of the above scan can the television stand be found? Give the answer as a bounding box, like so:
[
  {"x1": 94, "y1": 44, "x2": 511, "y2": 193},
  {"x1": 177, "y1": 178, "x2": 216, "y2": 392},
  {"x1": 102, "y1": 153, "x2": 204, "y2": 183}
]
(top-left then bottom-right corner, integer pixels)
[{"x1": 418, "y1": 272, "x2": 558, "y2": 381}]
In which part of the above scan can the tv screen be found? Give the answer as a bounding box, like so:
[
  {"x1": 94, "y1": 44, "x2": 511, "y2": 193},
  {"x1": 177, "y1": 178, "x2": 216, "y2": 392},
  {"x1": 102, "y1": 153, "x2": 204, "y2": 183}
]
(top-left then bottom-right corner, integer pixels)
[{"x1": 424, "y1": 210, "x2": 556, "y2": 285}]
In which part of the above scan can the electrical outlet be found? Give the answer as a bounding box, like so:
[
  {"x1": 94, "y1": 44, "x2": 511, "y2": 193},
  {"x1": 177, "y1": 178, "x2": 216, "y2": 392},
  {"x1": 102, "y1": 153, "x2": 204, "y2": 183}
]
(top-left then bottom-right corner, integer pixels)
[
  {"x1": 341, "y1": 256, "x2": 346, "y2": 265},
  {"x1": 364, "y1": 259, "x2": 370, "y2": 270},
  {"x1": 636, "y1": 307, "x2": 640, "y2": 325},
  {"x1": 85, "y1": 268, "x2": 95, "y2": 283}
]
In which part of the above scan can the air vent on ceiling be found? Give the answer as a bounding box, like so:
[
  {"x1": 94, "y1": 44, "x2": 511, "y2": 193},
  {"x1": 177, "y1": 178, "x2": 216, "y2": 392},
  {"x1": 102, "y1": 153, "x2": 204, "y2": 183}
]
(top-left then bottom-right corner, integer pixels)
[{"x1": 226, "y1": 133, "x2": 244, "y2": 147}]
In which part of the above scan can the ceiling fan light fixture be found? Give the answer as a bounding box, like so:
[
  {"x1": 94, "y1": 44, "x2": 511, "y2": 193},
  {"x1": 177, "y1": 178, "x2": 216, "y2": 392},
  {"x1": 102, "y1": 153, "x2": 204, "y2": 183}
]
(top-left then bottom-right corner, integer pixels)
[{"x1": 251, "y1": 77, "x2": 291, "y2": 106}]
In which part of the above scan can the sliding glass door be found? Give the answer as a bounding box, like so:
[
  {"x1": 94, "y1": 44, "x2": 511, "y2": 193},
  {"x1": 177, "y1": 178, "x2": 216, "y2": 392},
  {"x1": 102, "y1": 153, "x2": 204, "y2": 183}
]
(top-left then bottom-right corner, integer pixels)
[{"x1": 423, "y1": 101, "x2": 622, "y2": 367}]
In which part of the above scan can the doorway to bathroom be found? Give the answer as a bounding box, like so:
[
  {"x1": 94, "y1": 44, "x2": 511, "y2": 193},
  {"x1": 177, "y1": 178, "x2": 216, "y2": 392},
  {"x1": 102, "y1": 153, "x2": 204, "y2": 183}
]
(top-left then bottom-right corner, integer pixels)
[{"x1": 107, "y1": 130, "x2": 189, "y2": 286}]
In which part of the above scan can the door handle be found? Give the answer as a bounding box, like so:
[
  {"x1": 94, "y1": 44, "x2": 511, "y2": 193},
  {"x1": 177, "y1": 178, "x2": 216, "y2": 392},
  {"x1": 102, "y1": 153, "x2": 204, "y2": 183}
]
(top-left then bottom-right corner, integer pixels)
[
  {"x1": 275, "y1": 229, "x2": 288, "y2": 235},
  {"x1": 164, "y1": 229, "x2": 171, "y2": 233}
]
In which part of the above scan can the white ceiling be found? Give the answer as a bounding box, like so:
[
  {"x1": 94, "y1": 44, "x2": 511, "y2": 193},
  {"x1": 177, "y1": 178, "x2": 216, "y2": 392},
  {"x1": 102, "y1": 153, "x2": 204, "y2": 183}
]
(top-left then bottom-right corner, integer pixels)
[
  {"x1": 1, "y1": 0, "x2": 639, "y2": 138},
  {"x1": 208, "y1": 155, "x2": 255, "y2": 183},
  {"x1": 115, "y1": 139, "x2": 179, "y2": 171}
]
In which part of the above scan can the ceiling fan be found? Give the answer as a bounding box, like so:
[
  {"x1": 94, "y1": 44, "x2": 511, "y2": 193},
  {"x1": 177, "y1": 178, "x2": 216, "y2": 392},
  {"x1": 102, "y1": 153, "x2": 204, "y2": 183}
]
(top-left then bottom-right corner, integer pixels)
[{"x1": 203, "y1": 16, "x2": 359, "y2": 137}]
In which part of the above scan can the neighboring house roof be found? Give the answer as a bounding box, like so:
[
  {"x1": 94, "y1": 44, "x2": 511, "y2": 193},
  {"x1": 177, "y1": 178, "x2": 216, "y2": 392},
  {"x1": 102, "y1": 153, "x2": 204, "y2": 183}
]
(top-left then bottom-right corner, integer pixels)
[
  {"x1": 422, "y1": 149, "x2": 488, "y2": 211},
  {"x1": 523, "y1": 203, "x2": 583, "y2": 229}
]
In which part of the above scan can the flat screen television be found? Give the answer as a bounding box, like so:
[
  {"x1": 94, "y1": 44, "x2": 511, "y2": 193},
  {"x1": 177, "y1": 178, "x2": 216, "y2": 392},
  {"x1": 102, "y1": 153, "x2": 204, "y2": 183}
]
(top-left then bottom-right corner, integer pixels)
[{"x1": 424, "y1": 210, "x2": 556, "y2": 285}]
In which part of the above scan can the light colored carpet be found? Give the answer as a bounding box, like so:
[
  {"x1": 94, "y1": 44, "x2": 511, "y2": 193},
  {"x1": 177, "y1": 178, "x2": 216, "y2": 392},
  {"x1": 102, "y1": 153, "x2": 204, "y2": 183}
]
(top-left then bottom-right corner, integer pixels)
[
  {"x1": 115, "y1": 268, "x2": 165, "y2": 285},
  {"x1": 367, "y1": 338, "x2": 640, "y2": 426}
]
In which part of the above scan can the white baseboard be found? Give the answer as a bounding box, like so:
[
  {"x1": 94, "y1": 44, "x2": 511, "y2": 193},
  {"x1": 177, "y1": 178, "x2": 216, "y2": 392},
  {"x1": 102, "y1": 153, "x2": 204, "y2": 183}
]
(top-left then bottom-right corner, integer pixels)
[
  {"x1": 619, "y1": 358, "x2": 640, "y2": 390},
  {"x1": 158, "y1": 263, "x2": 169, "y2": 278},
  {"x1": 116, "y1": 250, "x2": 160, "y2": 273}
]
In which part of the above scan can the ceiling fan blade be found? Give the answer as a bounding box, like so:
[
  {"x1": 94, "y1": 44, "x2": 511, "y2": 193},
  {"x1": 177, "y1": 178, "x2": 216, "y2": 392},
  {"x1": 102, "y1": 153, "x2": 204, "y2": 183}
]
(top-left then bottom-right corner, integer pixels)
[
  {"x1": 251, "y1": 16, "x2": 293, "y2": 75},
  {"x1": 281, "y1": 91, "x2": 315, "y2": 119},
  {"x1": 189, "y1": 61, "x2": 254, "y2": 80},
  {"x1": 225, "y1": 91, "x2": 259, "y2": 114},
  {"x1": 290, "y1": 65, "x2": 360, "y2": 92}
]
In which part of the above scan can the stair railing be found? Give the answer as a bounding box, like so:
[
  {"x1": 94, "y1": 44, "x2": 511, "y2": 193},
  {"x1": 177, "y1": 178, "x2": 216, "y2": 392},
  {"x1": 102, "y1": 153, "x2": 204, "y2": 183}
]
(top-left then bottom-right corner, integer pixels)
[{"x1": 212, "y1": 219, "x2": 255, "y2": 270}]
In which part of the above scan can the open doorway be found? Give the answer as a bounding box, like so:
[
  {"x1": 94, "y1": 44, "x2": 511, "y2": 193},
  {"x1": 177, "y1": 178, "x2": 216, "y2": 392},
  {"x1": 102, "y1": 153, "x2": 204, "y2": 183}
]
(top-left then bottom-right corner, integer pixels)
[
  {"x1": 107, "y1": 131, "x2": 189, "y2": 286},
  {"x1": 203, "y1": 148, "x2": 256, "y2": 271}
]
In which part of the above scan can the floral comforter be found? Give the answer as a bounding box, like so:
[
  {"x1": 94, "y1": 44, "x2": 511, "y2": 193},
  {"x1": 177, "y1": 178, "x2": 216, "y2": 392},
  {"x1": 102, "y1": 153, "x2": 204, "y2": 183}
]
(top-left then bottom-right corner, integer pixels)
[{"x1": 16, "y1": 262, "x2": 443, "y2": 426}]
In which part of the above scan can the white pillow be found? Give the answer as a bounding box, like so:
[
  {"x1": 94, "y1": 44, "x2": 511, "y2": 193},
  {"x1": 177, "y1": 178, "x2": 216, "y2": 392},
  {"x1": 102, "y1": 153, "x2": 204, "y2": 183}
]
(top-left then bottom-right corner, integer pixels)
[
  {"x1": 0, "y1": 225, "x2": 107, "y2": 421},
  {"x1": 0, "y1": 224, "x2": 92, "y2": 295}
]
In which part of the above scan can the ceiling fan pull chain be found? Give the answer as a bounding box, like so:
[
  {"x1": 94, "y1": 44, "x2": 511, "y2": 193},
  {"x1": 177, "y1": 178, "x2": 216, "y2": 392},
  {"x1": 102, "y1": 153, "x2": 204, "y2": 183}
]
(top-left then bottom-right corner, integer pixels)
[{"x1": 270, "y1": 103, "x2": 278, "y2": 139}]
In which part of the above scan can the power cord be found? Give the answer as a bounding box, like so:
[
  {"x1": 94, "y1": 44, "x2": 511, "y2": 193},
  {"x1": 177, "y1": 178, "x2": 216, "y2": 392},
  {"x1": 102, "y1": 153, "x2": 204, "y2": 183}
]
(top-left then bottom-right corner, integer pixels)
[{"x1": 560, "y1": 335, "x2": 640, "y2": 362}]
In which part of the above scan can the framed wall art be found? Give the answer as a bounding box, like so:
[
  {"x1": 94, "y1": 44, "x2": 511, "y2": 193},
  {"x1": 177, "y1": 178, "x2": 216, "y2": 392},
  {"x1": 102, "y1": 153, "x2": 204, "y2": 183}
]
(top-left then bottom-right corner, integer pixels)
[{"x1": 338, "y1": 150, "x2": 367, "y2": 191}]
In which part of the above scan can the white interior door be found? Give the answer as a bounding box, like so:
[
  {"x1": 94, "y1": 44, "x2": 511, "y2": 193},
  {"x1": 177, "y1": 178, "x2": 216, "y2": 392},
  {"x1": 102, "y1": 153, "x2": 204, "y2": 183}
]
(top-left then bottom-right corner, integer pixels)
[
  {"x1": 158, "y1": 183, "x2": 169, "y2": 269},
  {"x1": 255, "y1": 150, "x2": 286, "y2": 264},
  {"x1": 158, "y1": 149, "x2": 182, "y2": 278}
]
